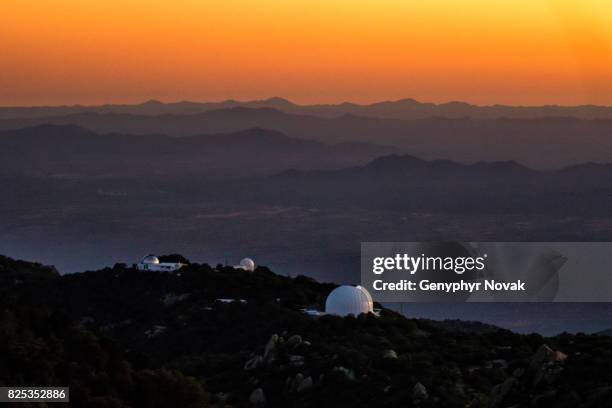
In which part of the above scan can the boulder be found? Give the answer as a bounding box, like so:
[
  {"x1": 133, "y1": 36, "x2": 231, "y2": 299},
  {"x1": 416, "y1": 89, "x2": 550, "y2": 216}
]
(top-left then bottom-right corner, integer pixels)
[
  {"x1": 553, "y1": 350, "x2": 568, "y2": 362},
  {"x1": 287, "y1": 373, "x2": 313, "y2": 393},
  {"x1": 529, "y1": 344, "x2": 568, "y2": 386},
  {"x1": 249, "y1": 388, "x2": 266, "y2": 405},
  {"x1": 286, "y1": 334, "x2": 302, "y2": 348},
  {"x1": 412, "y1": 382, "x2": 428, "y2": 401},
  {"x1": 486, "y1": 359, "x2": 508, "y2": 369},
  {"x1": 382, "y1": 349, "x2": 398, "y2": 360},
  {"x1": 529, "y1": 344, "x2": 566, "y2": 370},
  {"x1": 264, "y1": 334, "x2": 279, "y2": 362},
  {"x1": 214, "y1": 392, "x2": 229, "y2": 404},
  {"x1": 289, "y1": 355, "x2": 304, "y2": 368},
  {"x1": 244, "y1": 355, "x2": 264, "y2": 371},
  {"x1": 297, "y1": 376, "x2": 313, "y2": 392},
  {"x1": 488, "y1": 377, "x2": 516, "y2": 408},
  {"x1": 287, "y1": 373, "x2": 304, "y2": 392},
  {"x1": 332, "y1": 366, "x2": 356, "y2": 381},
  {"x1": 264, "y1": 334, "x2": 278, "y2": 360}
]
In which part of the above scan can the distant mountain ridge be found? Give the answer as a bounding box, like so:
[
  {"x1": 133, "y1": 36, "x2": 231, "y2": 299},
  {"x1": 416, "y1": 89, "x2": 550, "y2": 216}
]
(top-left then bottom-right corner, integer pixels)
[
  {"x1": 3, "y1": 96, "x2": 612, "y2": 120},
  {"x1": 2, "y1": 108, "x2": 612, "y2": 169},
  {"x1": 0, "y1": 124, "x2": 393, "y2": 178},
  {"x1": 274, "y1": 153, "x2": 612, "y2": 184},
  {"x1": 253, "y1": 154, "x2": 612, "y2": 214},
  {"x1": 5, "y1": 124, "x2": 612, "y2": 182}
]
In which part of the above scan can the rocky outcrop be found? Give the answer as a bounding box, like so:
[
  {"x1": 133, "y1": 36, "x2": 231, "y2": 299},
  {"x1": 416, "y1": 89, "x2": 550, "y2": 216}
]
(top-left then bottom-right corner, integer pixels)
[
  {"x1": 488, "y1": 378, "x2": 517, "y2": 408},
  {"x1": 528, "y1": 344, "x2": 567, "y2": 386},
  {"x1": 529, "y1": 344, "x2": 567, "y2": 370},
  {"x1": 488, "y1": 343, "x2": 569, "y2": 407}
]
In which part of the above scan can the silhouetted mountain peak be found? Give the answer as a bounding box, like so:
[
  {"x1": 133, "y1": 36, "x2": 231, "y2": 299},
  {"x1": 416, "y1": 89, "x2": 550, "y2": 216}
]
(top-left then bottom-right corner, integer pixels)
[
  {"x1": 394, "y1": 98, "x2": 420, "y2": 105},
  {"x1": 277, "y1": 154, "x2": 549, "y2": 185},
  {"x1": 4, "y1": 97, "x2": 612, "y2": 124},
  {"x1": 263, "y1": 96, "x2": 294, "y2": 106},
  {"x1": 141, "y1": 99, "x2": 164, "y2": 106}
]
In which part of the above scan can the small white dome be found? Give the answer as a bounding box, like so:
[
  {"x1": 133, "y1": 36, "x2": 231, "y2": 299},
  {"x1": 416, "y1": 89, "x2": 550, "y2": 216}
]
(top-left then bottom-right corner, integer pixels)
[
  {"x1": 240, "y1": 257, "x2": 256, "y2": 271},
  {"x1": 325, "y1": 285, "x2": 374, "y2": 317},
  {"x1": 142, "y1": 255, "x2": 160, "y2": 264}
]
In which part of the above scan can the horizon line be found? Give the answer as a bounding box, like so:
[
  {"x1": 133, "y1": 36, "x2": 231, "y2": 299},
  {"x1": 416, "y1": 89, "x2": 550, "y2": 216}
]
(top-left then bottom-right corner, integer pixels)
[{"x1": 2, "y1": 96, "x2": 612, "y2": 110}]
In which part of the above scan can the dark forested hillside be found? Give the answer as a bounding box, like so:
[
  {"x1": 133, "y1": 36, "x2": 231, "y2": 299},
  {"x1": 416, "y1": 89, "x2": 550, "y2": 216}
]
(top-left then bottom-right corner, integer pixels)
[{"x1": 2, "y1": 255, "x2": 612, "y2": 407}]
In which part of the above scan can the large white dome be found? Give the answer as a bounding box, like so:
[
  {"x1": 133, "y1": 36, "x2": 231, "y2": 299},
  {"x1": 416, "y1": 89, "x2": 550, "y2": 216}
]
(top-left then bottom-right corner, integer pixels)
[
  {"x1": 325, "y1": 285, "x2": 374, "y2": 317},
  {"x1": 142, "y1": 254, "x2": 160, "y2": 264},
  {"x1": 240, "y1": 257, "x2": 256, "y2": 272}
]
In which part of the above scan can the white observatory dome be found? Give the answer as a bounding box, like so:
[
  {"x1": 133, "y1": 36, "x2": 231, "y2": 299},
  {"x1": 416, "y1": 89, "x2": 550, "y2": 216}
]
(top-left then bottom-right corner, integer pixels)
[
  {"x1": 325, "y1": 285, "x2": 374, "y2": 317},
  {"x1": 142, "y1": 254, "x2": 160, "y2": 264},
  {"x1": 357, "y1": 285, "x2": 373, "y2": 305},
  {"x1": 239, "y1": 257, "x2": 256, "y2": 272}
]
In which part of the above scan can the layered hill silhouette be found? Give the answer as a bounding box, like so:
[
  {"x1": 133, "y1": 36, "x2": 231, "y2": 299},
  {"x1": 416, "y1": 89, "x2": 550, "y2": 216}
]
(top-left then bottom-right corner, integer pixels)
[
  {"x1": 0, "y1": 124, "x2": 392, "y2": 178},
  {"x1": 2, "y1": 123, "x2": 611, "y2": 216},
  {"x1": 3, "y1": 96, "x2": 612, "y2": 120},
  {"x1": 3, "y1": 109, "x2": 612, "y2": 168},
  {"x1": 2, "y1": 254, "x2": 612, "y2": 407},
  {"x1": 222, "y1": 154, "x2": 611, "y2": 215}
]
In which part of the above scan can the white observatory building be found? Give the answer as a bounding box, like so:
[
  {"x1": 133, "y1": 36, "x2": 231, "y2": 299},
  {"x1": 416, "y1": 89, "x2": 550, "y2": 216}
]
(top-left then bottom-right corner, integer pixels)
[
  {"x1": 234, "y1": 257, "x2": 256, "y2": 272},
  {"x1": 137, "y1": 254, "x2": 184, "y2": 272},
  {"x1": 325, "y1": 285, "x2": 374, "y2": 317}
]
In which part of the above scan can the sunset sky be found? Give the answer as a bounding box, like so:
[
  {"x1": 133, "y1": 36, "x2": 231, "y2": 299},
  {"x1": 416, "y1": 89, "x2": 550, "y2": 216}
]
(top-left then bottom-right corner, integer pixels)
[{"x1": 2, "y1": 0, "x2": 611, "y2": 106}]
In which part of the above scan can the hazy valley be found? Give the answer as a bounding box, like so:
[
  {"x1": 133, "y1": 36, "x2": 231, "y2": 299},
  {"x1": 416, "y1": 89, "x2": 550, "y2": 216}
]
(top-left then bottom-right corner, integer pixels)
[{"x1": 2, "y1": 100, "x2": 612, "y2": 334}]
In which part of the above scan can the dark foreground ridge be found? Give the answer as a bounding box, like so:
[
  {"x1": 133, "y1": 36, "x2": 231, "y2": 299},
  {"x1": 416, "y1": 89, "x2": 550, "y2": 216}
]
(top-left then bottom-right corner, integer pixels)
[{"x1": 1, "y1": 254, "x2": 612, "y2": 407}]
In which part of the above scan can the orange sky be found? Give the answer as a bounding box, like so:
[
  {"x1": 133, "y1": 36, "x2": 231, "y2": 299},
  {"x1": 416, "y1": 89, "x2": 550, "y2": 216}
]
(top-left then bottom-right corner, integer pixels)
[{"x1": 1, "y1": 0, "x2": 611, "y2": 106}]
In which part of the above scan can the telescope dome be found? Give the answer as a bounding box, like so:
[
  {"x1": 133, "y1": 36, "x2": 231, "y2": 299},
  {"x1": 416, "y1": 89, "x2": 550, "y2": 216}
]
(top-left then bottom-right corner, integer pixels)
[
  {"x1": 240, "y1": 257, "x2": 256, "y2": 271},
  {"x1": 142, "y1": 254, "x2": 160, "y2": 264},
  {"x1": 325, "y1": 285, "x2": 374, "y2": 317}
]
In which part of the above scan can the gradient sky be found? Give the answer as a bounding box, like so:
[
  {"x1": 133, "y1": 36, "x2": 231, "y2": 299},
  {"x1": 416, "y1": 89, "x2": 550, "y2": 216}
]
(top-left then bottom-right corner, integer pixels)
[{"x1": 2, "y1": 0, "x2": 611, "y2": 106}]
